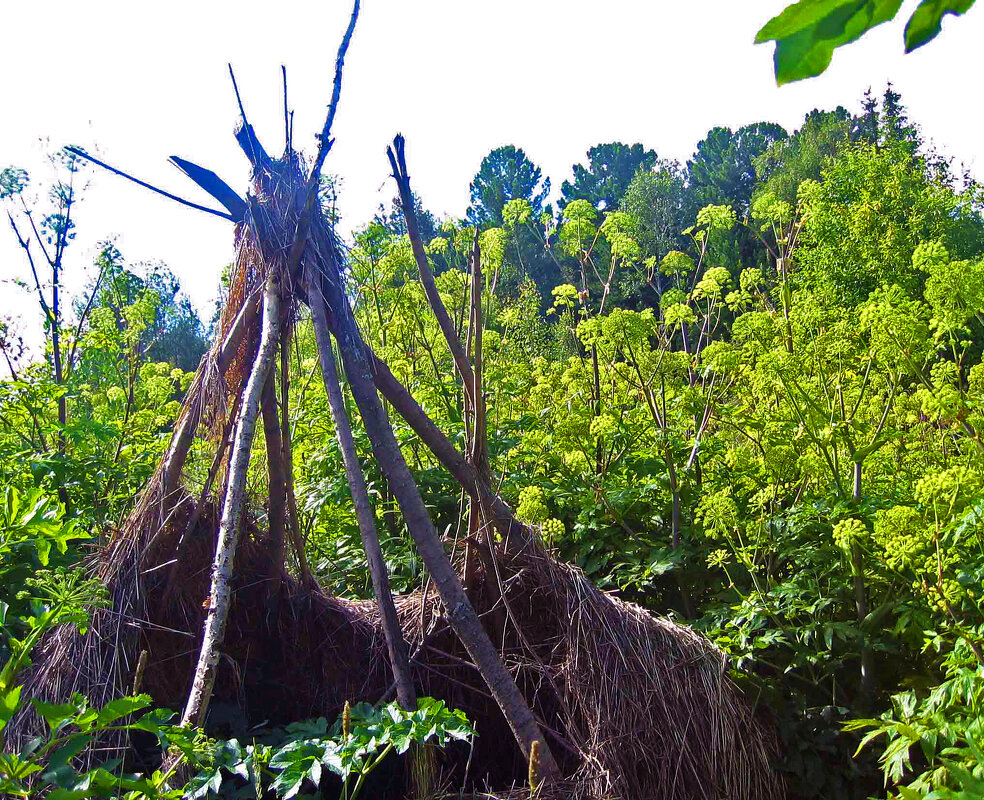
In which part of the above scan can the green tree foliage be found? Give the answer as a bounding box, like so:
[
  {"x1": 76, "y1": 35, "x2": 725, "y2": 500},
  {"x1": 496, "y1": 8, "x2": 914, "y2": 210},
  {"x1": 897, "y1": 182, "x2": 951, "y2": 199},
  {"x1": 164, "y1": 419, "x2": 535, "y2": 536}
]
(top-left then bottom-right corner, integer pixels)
[
  {"x1": 1, "y1": 162, "x2": 203, "y2": 525},
  {"x1": 81, "y1": 248, "x2": 208, "y2": 371},
  {"x1": 467, "y1": 145, "x2": 550, "y2": 227},
  {"x1": 620, "y1": 160, "x2": 687, "y2": 295},
  {"x1": 374, "y1": 191, "x2": 440, "y2": 243},
  {"x1": 754, "y1": 107, "x2": 855, "y2": 204},
  {"x1": 560, "y1": 142, "x2": 658, "y2": 212},
  {"x1": 794, "y1": 136, "x2": 984, "y2": 303},
  {"x1": 686, "y1": 123, "x2": 789, "y2": 217},
  {"x1": 756, "y1": 0, "x2": 978, "y2": 84}
]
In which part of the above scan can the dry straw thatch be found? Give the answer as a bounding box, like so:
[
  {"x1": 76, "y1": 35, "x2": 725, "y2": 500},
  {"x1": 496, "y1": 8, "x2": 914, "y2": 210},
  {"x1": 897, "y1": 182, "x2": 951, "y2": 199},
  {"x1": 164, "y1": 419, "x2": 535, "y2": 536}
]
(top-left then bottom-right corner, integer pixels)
[{"x1": 18, "y1": 491, "x2": 782, "y2": 800}]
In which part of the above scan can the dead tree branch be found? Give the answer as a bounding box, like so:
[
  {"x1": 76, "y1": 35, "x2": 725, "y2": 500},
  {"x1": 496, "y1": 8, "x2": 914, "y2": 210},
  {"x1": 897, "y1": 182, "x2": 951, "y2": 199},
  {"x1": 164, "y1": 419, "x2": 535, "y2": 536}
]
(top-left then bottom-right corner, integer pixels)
[
  {"x1": 308, "y1": 261, "x2": 416, "y2": 711},
  {"x1": 63, "y1": 148, "x2": 235, "y2": 222},
  {"x1": 179, "y1": 268, "x2": 282, "y2": 729},
  {"x1": 387, "y1": 134, "x2": 475, "y2": 403}
]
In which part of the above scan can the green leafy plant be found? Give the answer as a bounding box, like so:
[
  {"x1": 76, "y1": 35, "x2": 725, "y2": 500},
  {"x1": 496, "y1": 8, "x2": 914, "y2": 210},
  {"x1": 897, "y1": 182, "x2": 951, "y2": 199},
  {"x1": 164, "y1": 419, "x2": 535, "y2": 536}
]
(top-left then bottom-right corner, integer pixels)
[
  {"x1": 846, "y1": 639, "x2": 984, "y2": 799},
  {"x1": 0, "y1": 560, "x2": 196, "y2": 799},
  {"x1": 184, "y1": 698, "x2": 473, "y2": 800}
]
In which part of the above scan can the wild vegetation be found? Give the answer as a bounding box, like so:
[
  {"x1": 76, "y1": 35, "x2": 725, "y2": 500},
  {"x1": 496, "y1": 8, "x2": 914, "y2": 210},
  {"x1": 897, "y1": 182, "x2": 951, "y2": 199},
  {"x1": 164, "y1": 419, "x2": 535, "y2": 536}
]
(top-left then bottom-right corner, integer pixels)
[{"x1": 2, "y1": 76, "x2": 984, "y2": 799}]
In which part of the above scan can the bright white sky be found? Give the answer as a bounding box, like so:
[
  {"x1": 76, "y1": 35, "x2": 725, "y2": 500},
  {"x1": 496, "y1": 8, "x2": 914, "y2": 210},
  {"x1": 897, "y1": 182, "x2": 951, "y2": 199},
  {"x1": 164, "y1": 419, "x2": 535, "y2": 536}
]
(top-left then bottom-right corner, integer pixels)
[{"x1": 2, "y1": 0, "x2": 982, "y2": 362}]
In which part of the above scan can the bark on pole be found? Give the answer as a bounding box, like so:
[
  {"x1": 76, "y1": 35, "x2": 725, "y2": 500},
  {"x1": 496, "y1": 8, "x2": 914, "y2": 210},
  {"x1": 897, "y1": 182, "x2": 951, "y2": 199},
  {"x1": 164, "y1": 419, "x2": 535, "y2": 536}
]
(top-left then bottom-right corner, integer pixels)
[
  {"x1": 162, "y1": 287, "x2": 261, "y2": 499},
  {"x1": 309, "y1": 253, "x2": 560, "y2": 778},
  {"x1": 261, "y1": 372, "x2": 288, "y2": 565},
  {"x1": 382, "y1": 139, "x2": 530, "y2": 550},
  {"x1": 307, "y1": 260, "x2": 417, "y2": 712},
  {"x1": 367, "y1": 350, "x2": 531, "y2": 551},
  {"x1": 179, "y1": 269, "x2": 282, "y2": 729},
  {"x1": 387, "y1": 135, "x2": 475, "y2": 405}
]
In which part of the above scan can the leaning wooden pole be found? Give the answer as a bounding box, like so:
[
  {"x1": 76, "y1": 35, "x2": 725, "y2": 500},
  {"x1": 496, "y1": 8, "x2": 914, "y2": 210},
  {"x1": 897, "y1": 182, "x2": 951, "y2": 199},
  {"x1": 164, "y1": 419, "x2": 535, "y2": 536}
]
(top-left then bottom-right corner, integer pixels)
[
  {"x1": 161, "y1": 286, "x2": 261, "y2": 501},
  {"x1": 260, "y1": 372, "x2": 288, "y2": 565},
  {"x1": 388, "y1": 134, "x2": 475, "y2": 405},
  {"x1": 307, "y1": 261, "x2": 417, "y2": 712},
  {"x1": 309, "y1": 244, "x2": 560, "y2": 778},
  {"x1": 367, "y1": 349, "x2": 531, "y2": 550},
  {"x1": 179, "y1": 268, "x2": 282, "y2": 729}
]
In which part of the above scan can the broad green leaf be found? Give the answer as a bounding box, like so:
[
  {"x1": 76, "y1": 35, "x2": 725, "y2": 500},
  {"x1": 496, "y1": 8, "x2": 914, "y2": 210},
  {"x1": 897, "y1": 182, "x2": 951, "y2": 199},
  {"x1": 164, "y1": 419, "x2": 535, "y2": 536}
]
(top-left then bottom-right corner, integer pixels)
[
  {"x1": 772, "y1": 0, "x2": 905, "y2": 84},
  {"x1": 271, "y1": 758, "x2": 311, "y2": 799},
  {"x1": 759, "y1": 0, "x2": 977, "y2": 81},
  {"x1": 0, "y1": 685, "x2": 23, "y2": 730},
  {"x1": 756, "y1": 0, "x2": 859, "y2": 40},
  {"x1": 31, "y1": 698, "x2": 84, "y2": 734},
  {"x1": 41, "y1": 734, "x2": 92, "y2": 787},
  {"x1": 905, "y1": 0, "x2": 976, "y2": 50},
  {"x1": 185, "y1": 766, "x2": 223, "y2": 799}
]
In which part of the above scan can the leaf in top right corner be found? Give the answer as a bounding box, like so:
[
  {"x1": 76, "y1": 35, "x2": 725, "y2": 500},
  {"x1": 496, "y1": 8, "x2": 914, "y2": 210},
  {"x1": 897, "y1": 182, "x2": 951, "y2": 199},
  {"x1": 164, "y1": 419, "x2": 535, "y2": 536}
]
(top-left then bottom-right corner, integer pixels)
[{"x1": 904, "y1": 0, "x2": 977, "y2": 51}]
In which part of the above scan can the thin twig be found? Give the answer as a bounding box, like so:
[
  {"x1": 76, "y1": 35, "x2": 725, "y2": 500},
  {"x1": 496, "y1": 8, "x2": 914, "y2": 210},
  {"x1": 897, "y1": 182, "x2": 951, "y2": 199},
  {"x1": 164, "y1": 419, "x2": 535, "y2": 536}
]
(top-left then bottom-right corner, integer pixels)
[
  {"x1": 311, "y1": 0, "x2": 361, "y2": 178},
  {"x1": 282, "y1": 65, "x2": 290, "y2": 153}
]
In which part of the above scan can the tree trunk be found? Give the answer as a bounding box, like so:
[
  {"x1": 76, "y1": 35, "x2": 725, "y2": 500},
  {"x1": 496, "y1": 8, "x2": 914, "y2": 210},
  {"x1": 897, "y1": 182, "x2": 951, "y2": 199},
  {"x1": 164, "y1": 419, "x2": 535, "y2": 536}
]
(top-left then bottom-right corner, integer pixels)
[
  {"x1": 309, "y1": 252, "x2": 560, "y2": 778},
  {"x1": 179, "y1": 269, "x2": 282, "y2": 729},
  {"x1": 261, "y1": 372, "x2": 288, "y2": 566},
  {"x1": 308, "y1": 261, "x2": 416, "y2": 711}
]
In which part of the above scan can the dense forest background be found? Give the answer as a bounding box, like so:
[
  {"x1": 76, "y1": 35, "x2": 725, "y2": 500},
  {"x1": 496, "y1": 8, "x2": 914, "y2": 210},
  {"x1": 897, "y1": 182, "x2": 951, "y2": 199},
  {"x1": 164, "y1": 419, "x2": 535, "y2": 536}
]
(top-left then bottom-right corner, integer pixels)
[{"x1": 2, "y1": 84, "x2": 984, "y2": 798}]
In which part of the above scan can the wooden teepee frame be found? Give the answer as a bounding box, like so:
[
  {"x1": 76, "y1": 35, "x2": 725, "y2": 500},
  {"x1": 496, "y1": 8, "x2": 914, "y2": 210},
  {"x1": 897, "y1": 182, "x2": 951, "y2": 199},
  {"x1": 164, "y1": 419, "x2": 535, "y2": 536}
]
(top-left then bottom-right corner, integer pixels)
[{"x1": 74, "y1": 0, "x2": 559, "y2": 780}]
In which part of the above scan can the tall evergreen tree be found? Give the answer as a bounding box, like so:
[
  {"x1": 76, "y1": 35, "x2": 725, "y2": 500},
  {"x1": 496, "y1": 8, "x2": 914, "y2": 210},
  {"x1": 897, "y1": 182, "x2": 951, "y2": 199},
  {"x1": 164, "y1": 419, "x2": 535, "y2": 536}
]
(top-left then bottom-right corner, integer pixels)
[
  {"x1": 560, "y1": 142, "x2": 658, "y2": 212},
  {"x1": 880, "y1": 82, "x2": 919, "y2": 147},
  {"x1": 468, "y1": 146, "x2": 550, "y2": 227},
  {"x1": 755, "y1": 108, "x2": 854, "y2": 204},
  {"x1": 856, "y1": 88, "x2": 880, "y2": 144},
  {"x1": 686, "y1": 122, "x2": 788, "y2": 217}
]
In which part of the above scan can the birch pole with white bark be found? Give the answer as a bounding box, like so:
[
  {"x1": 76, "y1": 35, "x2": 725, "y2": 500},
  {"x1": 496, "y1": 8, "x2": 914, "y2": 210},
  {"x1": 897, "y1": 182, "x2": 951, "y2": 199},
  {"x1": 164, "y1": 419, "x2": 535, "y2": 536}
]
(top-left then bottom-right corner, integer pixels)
[{"x1": 179, "y1": 268, "x2": 282, "y2": 729}]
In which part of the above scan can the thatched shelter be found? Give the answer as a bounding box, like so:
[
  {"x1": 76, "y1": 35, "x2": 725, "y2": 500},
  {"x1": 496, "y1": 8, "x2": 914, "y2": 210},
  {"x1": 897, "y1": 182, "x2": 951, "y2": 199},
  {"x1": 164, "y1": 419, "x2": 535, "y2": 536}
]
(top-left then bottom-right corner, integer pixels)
[{"x1": 14, "y1": 6, "x2": 786, "y2": 798}]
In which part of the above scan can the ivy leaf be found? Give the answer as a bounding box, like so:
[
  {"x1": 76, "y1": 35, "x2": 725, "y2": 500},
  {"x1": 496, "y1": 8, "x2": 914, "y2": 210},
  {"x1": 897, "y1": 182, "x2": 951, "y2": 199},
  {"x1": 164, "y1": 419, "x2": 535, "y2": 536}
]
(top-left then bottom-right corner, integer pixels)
[{"x1": 904, "y1": 0, "x2": 976, "y2": 51}]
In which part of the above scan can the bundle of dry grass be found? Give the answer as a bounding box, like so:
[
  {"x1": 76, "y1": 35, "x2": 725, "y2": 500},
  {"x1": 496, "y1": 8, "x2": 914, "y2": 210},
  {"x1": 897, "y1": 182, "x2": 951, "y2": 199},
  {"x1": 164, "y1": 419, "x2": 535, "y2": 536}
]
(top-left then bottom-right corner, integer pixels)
[
  {"x1": 503, "y1": 554, "x2": 778, "y2": 800},
  {"x1": 16, "y1": 495, "x2": 782, "y2": 800}
]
